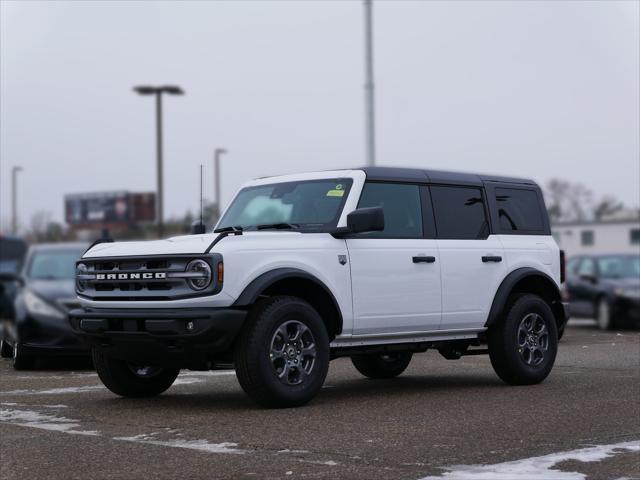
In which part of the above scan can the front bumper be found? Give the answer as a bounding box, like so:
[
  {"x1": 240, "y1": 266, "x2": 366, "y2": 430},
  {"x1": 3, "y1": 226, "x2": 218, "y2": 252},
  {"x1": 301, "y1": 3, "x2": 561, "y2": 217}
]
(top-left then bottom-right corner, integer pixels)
[{"x1": 69, "y1": 307, "x2": 246, "y2": 367}]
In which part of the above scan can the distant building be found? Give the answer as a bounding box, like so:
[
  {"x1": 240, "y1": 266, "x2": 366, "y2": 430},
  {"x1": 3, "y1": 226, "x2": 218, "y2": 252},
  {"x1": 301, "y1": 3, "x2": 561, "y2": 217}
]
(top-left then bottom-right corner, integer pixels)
[{"x1": 552, "y1": 209, "x2": 640, "y2": 258}]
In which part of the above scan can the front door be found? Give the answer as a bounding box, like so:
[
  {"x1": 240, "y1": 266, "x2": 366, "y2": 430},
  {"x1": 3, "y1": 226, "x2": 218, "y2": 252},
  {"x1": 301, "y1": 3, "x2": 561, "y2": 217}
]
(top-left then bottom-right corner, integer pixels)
[{"x1": 346, "y1": 182, "x2": 442, "y2": 335}]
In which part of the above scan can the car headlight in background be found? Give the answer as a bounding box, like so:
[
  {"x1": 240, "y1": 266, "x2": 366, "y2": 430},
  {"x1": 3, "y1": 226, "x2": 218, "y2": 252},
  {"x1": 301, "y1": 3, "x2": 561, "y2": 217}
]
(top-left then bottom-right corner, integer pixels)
[
  {"x1": 185, "y1": 259, "x2": 212, "y2": 290},
  {"x1": 614, "y1": 287, "x2": 640, "y2": 299},
  {"x1": 24, "y1": 290, "x2": 65, "y2": 320},
  {"x1": 76, "y1": 263, "x2": 88, "y2": 292}
]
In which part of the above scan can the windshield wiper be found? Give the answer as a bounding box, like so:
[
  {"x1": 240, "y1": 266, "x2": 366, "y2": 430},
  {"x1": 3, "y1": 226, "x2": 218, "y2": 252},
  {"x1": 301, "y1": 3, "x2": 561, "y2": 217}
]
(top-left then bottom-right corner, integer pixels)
[
  {"x1": 213, "y1": 225, "x2": 244, "y2": 233},
  {"x1": 256, "y1": 223, "x2": 300, "y2": 230}
]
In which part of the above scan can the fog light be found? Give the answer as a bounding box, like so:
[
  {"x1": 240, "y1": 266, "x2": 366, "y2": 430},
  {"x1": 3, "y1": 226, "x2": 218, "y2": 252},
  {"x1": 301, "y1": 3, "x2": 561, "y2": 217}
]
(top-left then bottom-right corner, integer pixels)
[{"x1": 186, "y1": 321, "x2": 195, "y2": 331}]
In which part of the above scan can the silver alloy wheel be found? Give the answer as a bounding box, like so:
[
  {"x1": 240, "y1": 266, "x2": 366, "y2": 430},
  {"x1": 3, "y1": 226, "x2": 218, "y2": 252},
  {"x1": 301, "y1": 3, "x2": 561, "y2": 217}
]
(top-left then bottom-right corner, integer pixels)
[
  {"x1": 597, "y1": 299, "x2": 611, "y2": 330},
  {"x1": 517, "y1": 313, "x2": 549, "y2": 367},
  {"x1": 269, "y1": 320, "x2": 317, "y2": 386},
  {"x1": 128, "y1": 365, "x2": 162, "y2": 378}
]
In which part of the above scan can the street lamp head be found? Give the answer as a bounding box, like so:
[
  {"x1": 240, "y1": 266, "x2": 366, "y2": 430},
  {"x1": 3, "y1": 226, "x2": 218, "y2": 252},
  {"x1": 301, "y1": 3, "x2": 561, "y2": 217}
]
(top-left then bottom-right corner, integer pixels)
[
  {"x1": 215, "y1": 148, "x2": 227, "y2": 155},
  {"x1": 160, "y1": 86, "x2": 184, "y2": 95},
  {"x1": 133, "y1": 85, "x2": 157, "y2": 95},
  {"x1": 12, "y1": 166, "x2": 23, "y2": 173}
]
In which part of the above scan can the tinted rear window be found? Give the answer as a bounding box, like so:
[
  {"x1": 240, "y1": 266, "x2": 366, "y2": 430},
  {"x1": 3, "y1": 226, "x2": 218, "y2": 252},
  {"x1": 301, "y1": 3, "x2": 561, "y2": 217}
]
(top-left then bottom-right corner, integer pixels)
[
  {"x1": 430, "y1": 186, "x2": 488, "y2": 239},
  {"x1": 495, "y1": 188, "x2": 544, "y2": 232}
]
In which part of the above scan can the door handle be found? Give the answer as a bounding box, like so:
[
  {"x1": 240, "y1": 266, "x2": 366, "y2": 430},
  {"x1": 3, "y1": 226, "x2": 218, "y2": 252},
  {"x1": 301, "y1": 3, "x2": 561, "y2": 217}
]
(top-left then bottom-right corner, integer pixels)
[
  {"x1": 482, "y1": 256, "x2": 502, "y2": 263},
  {"x1": 413, "y1": 256, "x2": 436, "y2": 263}
]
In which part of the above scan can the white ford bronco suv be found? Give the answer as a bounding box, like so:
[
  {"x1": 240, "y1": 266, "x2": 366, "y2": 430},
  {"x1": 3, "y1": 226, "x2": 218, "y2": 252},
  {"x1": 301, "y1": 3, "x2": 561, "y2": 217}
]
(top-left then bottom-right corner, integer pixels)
[{"x1": 70, "y1": 167, "x2": 568, "y2": 407}]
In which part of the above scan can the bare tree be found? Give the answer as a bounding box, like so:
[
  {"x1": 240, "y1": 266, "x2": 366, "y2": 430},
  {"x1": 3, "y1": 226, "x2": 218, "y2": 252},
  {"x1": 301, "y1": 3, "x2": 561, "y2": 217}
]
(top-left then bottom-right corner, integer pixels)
[{"x1": 543, "y1": 179, "x2": 624, "y2": 223}]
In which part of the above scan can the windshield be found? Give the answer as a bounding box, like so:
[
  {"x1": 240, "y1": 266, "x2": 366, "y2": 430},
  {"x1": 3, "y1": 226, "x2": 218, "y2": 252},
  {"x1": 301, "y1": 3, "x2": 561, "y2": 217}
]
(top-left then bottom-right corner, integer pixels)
[
  {"x1": 28, "y1": 249, "x2": 85, "y2": 280},
  {"x1": 597, "y1": 256, "x2": 640, "y2": 279},
  {"x1": 217, "y1": 179, "x2": 353, "y2": 232}
]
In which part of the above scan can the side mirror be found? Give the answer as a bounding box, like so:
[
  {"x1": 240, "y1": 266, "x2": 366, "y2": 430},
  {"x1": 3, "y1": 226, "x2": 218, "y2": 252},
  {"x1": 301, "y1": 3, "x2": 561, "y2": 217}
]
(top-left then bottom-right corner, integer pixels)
[
  {"x1": 580, "y1": 273, "x2": 597, "y2": 284},
  {"x1": 0, "y1": 272, "x2": 23, "y2": 285},
  {"x1": 332, "y1": 207, "x2": 385, "y2": 238}
]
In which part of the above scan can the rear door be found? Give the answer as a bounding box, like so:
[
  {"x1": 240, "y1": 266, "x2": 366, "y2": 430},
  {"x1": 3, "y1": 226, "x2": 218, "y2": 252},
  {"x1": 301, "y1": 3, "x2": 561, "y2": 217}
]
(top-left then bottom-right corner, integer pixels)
[
  {"x1": 346, "y1": 182, "x2": 442, "y2": 335},
  {"x1": 430, "y1": 185, "x2": 506, "y2": 330}
]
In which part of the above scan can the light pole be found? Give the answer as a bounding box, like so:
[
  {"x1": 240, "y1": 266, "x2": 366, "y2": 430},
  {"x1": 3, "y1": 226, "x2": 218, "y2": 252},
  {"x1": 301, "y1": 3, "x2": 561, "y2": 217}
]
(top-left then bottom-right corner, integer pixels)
[
  {"x1": 363, "y1": 0, "x2": 376, "y2": 167},
  {"x1": 213, "y1": 148, "x2": 227, "y2": 219},
  {"x1": 11, "y1": 166, "x2": 22, "y2": 235},
  {"x1": 133, "y1": 85, "x2": 184, "y2": 238}
]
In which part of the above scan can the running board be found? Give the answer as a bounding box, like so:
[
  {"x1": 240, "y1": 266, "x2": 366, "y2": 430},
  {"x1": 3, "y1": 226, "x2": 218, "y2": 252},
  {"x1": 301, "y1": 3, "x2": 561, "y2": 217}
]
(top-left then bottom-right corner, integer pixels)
[{"x1": 330, "y1": 328, "x2": 485, "y2": 349}]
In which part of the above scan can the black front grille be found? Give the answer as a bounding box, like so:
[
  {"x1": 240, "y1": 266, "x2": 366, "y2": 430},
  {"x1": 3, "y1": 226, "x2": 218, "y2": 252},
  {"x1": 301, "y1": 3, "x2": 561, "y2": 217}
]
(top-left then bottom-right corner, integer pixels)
[{"x1": 77, "y1": 254, "x2": 222, "y2": 301}]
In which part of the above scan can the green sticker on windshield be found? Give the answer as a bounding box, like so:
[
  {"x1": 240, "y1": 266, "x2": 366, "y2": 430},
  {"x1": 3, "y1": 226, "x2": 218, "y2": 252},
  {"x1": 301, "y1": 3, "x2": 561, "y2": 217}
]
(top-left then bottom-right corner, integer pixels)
[{"x1": 327, "y1": 184, "x2": 345, "y2": 197}]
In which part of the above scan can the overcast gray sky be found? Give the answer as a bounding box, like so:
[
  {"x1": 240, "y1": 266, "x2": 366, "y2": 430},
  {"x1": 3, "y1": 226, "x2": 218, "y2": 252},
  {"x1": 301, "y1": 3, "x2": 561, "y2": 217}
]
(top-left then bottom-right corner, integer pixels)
[{"x1": 1, "y1": 0, "x2": 638, "y2": 230}]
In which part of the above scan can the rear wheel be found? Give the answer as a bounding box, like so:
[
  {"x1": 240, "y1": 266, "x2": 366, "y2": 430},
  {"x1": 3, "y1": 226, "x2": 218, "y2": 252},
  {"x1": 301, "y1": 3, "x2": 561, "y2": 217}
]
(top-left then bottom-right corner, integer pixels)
[
  {"x1": 92, "y1": 348, "x2": 179, "y2": 397},
  {"x1": 488, "y1": 294, "x2": 558, "y2": 385},
  {"x1": 234, "y1": 296, "x2": 330, "y2": 408},
  {"x1": 351, "y1": 352, "x2": 413, "y2": 379},
  {"x1": 596, "y1": 298, "x2": 613, "y2": 330}
]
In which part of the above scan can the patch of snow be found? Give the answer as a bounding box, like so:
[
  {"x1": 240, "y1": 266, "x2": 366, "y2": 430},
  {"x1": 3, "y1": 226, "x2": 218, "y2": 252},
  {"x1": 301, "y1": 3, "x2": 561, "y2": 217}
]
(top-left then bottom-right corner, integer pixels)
[
  {"x1": 114, "y1": 432, "x2": 245, "y2": 454},
  {"x1": 419, "y1": 441, "x2": 640, "y2": 480},
  {"x1": 0, "y1": 408, "x2": 99, "y2": 436}
]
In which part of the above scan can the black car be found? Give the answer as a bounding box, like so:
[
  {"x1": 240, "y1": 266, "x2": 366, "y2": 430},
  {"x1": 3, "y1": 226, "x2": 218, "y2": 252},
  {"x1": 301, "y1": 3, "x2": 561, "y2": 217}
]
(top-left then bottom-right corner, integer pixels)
[
  {"x1": 565, "y1": 254, "x2": 640, "y2": 330},
  {"x1": 0, "y1": 243, "x2": 89, "y2": 369}
]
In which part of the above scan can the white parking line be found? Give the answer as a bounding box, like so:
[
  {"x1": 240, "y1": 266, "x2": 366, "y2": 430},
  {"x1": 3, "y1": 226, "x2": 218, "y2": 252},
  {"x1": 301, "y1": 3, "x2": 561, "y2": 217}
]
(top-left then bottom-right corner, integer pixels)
[{"x1": 419, "y1": 441, "x2": 640, "y2": 480}]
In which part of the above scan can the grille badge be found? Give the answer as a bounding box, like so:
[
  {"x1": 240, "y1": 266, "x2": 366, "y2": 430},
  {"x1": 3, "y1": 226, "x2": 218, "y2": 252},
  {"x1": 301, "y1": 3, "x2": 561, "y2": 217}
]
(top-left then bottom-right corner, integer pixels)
[{"x1": 95, "y1": 272, "x2": 167, "y2": 280}]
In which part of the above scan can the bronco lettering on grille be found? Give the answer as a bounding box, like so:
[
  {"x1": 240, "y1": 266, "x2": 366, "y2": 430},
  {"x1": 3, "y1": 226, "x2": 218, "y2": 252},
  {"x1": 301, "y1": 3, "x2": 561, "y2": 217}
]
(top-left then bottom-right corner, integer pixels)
[{"x1": 95, "y1": 272, "x2": 167, "y2": 280}]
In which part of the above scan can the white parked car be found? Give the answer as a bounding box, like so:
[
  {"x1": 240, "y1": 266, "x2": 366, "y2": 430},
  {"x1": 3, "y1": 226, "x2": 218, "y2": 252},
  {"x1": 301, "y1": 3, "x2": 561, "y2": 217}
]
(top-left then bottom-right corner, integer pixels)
[{"x1": 70, "y1": 167, "x2": 568, "y2": 407}]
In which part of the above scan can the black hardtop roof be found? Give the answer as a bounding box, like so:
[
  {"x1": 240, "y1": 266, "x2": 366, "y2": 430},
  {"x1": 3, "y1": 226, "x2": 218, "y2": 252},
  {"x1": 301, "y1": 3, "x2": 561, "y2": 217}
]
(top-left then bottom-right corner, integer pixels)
[{"x1": 358, "y1": 166, "x2": 537, "y2": 187}]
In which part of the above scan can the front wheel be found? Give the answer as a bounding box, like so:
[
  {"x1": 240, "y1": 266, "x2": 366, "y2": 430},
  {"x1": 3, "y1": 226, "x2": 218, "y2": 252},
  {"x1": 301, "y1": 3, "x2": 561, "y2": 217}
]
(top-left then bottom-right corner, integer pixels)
[
  {"x1": 596, "y1": 298, "x2": 613, "y2": 331},
  {"x1": 351, "y1": 352, "x2": 413, "y2": 379},
  {"x1": 12, "y1": 343, "x2": 35, "y2": 370},
  {"x1": 234, "y1": 296, "x2": 330, "y2": 408},
  {"x1": 488, "y1": 294, "x2": 558, "y2": 385},
  {"x1": 92, "y1": 349, "x2": 180, "y2": 397},
  {"x1": 0, "y1": 339, "x2": 13, "y2": 358}
]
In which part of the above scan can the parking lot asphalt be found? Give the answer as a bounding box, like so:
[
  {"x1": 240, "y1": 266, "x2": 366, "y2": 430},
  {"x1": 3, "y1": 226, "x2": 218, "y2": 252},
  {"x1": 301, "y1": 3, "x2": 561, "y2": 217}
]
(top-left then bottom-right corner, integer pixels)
[{"x1": 1, "y1": 320, "x2": 639, "y2": 480}]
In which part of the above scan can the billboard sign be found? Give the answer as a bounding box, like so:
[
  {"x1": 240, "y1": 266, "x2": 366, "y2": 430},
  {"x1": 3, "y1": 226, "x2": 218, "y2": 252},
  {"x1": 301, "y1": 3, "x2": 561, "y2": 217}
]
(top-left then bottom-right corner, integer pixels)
[{"x1": 65, "y1": 191, "x2": 156, "y2": 226}]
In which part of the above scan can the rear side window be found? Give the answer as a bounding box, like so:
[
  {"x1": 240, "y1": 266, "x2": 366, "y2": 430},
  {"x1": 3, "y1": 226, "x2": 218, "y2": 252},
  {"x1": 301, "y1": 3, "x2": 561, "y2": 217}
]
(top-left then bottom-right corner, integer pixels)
[
  {"x1": 430, "y1": 186, "x2": 488, "y2": 239},
  {"x1": 357, "y1": 182, "x2": 423, "y2": 238},
  {"x1": 495, "y1": 188, "x2": 544, "y2": 233}
]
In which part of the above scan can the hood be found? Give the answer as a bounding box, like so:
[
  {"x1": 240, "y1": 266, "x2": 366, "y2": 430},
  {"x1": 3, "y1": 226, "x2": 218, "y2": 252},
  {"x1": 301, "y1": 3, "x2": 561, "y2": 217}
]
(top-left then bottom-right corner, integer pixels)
[
  {"x1": 82, "y1": 231, "x2": 303, "y2": 258},
  {"x1": 83, "y1": 234, "x2": 220, "y2": 258},
  {"x1": 27, "y1": 279, "x2": 76, "y2": 303}
]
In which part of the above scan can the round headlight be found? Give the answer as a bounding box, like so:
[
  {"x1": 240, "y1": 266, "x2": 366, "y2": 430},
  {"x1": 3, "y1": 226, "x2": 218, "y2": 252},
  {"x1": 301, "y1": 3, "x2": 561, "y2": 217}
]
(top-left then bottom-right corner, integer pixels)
[
  {"x1": 76, "y1": 263, "x2": 88, "y2": 292},
  {"x1": 186, "y1": 259, "x2": 212, "y2": 290}
]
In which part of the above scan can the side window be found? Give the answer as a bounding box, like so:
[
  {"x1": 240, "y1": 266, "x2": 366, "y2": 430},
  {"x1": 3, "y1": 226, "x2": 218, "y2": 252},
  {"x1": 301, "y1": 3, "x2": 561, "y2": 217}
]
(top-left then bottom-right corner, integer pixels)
[
  {"x1": 357, "y1": 183, "x2": 423, "y2": 238},
  {"x1": 577, "y1": 258, "x2": 595, "y2": 277},
  {"x1": 430, "y1": 186, "x2": 488, "y2": 239},
  {"x1": 495, "y1": 188, "x2": 544, "y2": 232},
  {"x1": 566, "y1": 257, "x2": 581, "y2": 275}
]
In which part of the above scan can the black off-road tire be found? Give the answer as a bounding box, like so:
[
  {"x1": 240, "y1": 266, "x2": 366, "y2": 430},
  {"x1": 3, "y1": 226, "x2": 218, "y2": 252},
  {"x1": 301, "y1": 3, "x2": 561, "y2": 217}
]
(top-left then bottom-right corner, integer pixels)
[
  {"x1": 234, "y1": 296, "x2": 330, "y2": 408},
  {"x1": 351, "y1": 352, "x2": 413, "y2": 379},
  {"x1": 488, "y1": 294, "x2": 558, "y2": 385},
  {"x1": 92, "y1": 348, "x2": 180, "y2": 398}
]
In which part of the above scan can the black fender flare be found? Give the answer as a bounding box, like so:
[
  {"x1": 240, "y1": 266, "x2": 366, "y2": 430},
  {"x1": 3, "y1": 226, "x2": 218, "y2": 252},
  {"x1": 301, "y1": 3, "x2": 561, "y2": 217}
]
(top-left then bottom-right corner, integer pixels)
[
  {"x1": 485, "y1": 267, "x2": 562, "y2": 328},
  {"x1": 232, "y1": 268, "x2": 343, "y2": 332}
]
